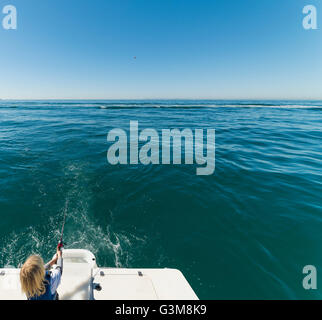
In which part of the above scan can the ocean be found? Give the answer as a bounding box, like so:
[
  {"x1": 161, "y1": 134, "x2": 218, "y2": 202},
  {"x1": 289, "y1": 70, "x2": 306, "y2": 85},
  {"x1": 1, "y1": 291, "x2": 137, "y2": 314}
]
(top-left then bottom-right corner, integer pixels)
[{"x1": 0, "y1": 100, "x2": 322, "y2": 299}]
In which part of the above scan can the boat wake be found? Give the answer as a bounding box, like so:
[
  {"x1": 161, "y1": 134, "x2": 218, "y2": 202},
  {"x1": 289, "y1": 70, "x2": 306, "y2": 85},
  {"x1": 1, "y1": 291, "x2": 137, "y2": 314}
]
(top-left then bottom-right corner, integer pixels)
[{"x1": 0, "y1": 162, "x2": 146, "y2": 269}]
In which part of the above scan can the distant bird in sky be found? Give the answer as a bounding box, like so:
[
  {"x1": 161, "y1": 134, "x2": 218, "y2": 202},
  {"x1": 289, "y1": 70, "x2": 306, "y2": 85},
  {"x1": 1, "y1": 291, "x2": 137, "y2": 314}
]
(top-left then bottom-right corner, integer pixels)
[{"x1": 133, "y1": 56, "x2": 136, "y2": 60}]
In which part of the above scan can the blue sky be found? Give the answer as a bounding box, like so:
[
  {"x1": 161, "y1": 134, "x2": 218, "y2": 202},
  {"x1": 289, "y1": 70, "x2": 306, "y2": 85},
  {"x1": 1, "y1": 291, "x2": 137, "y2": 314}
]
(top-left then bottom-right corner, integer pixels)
[{"x1": 0, "y1": 0, "x2": 321, "y2": 99}]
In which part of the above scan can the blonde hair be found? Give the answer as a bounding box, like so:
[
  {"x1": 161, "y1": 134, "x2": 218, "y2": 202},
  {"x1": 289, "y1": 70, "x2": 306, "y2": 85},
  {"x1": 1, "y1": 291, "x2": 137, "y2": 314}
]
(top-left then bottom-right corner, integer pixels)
[{"x1": 20, "y1": 255, "x2": 46, "y2": 298}]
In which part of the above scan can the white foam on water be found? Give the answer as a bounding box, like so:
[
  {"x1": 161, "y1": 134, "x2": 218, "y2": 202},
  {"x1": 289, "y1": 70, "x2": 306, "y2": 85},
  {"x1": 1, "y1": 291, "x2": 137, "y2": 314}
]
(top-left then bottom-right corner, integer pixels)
[
  {"x1": 0, "y1": 202, "x2": 145, "y2": 269},
  {"x1": 0, "y1": 161, "x2": 146, "y2": 268},
  {"x1": 96, "y1": 103, "x2": 322, "y2": 109},
  {"x1": 60, "y1": 162, "x2": 147, "y2": 267}
]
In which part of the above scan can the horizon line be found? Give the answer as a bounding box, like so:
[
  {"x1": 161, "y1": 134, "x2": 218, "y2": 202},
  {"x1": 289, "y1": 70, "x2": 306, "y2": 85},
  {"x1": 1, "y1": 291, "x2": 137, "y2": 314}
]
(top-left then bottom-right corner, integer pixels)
[{"x1": 1, "y1": 98, "x2": 322, "y2": 101}]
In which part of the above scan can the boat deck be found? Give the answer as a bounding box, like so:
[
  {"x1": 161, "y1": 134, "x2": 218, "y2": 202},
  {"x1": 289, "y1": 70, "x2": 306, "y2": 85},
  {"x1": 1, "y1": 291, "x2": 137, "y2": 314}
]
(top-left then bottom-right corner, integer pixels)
[{"x1": 0, "y1": 249, "x2": 198, "y2": 300}]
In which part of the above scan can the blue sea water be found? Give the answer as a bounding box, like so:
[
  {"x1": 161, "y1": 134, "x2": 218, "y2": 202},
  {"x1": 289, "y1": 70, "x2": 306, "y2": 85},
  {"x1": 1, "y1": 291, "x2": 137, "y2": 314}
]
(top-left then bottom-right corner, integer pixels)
[{"x1": 0, "y1": 100, "x2": 322, "y2": 299}]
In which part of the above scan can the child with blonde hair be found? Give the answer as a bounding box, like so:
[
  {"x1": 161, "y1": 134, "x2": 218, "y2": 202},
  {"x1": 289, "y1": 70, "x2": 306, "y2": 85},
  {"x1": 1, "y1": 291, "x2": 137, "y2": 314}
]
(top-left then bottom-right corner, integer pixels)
[{"x1": 20, "y1": 246, "x2": 63, "y2": 300}]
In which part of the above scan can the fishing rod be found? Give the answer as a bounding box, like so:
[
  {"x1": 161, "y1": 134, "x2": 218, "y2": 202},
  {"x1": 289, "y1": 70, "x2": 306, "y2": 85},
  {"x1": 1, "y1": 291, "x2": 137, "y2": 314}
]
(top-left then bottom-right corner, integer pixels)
[{"x1": 57, "y1": 208, "x2": 67, "y2": 251}]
